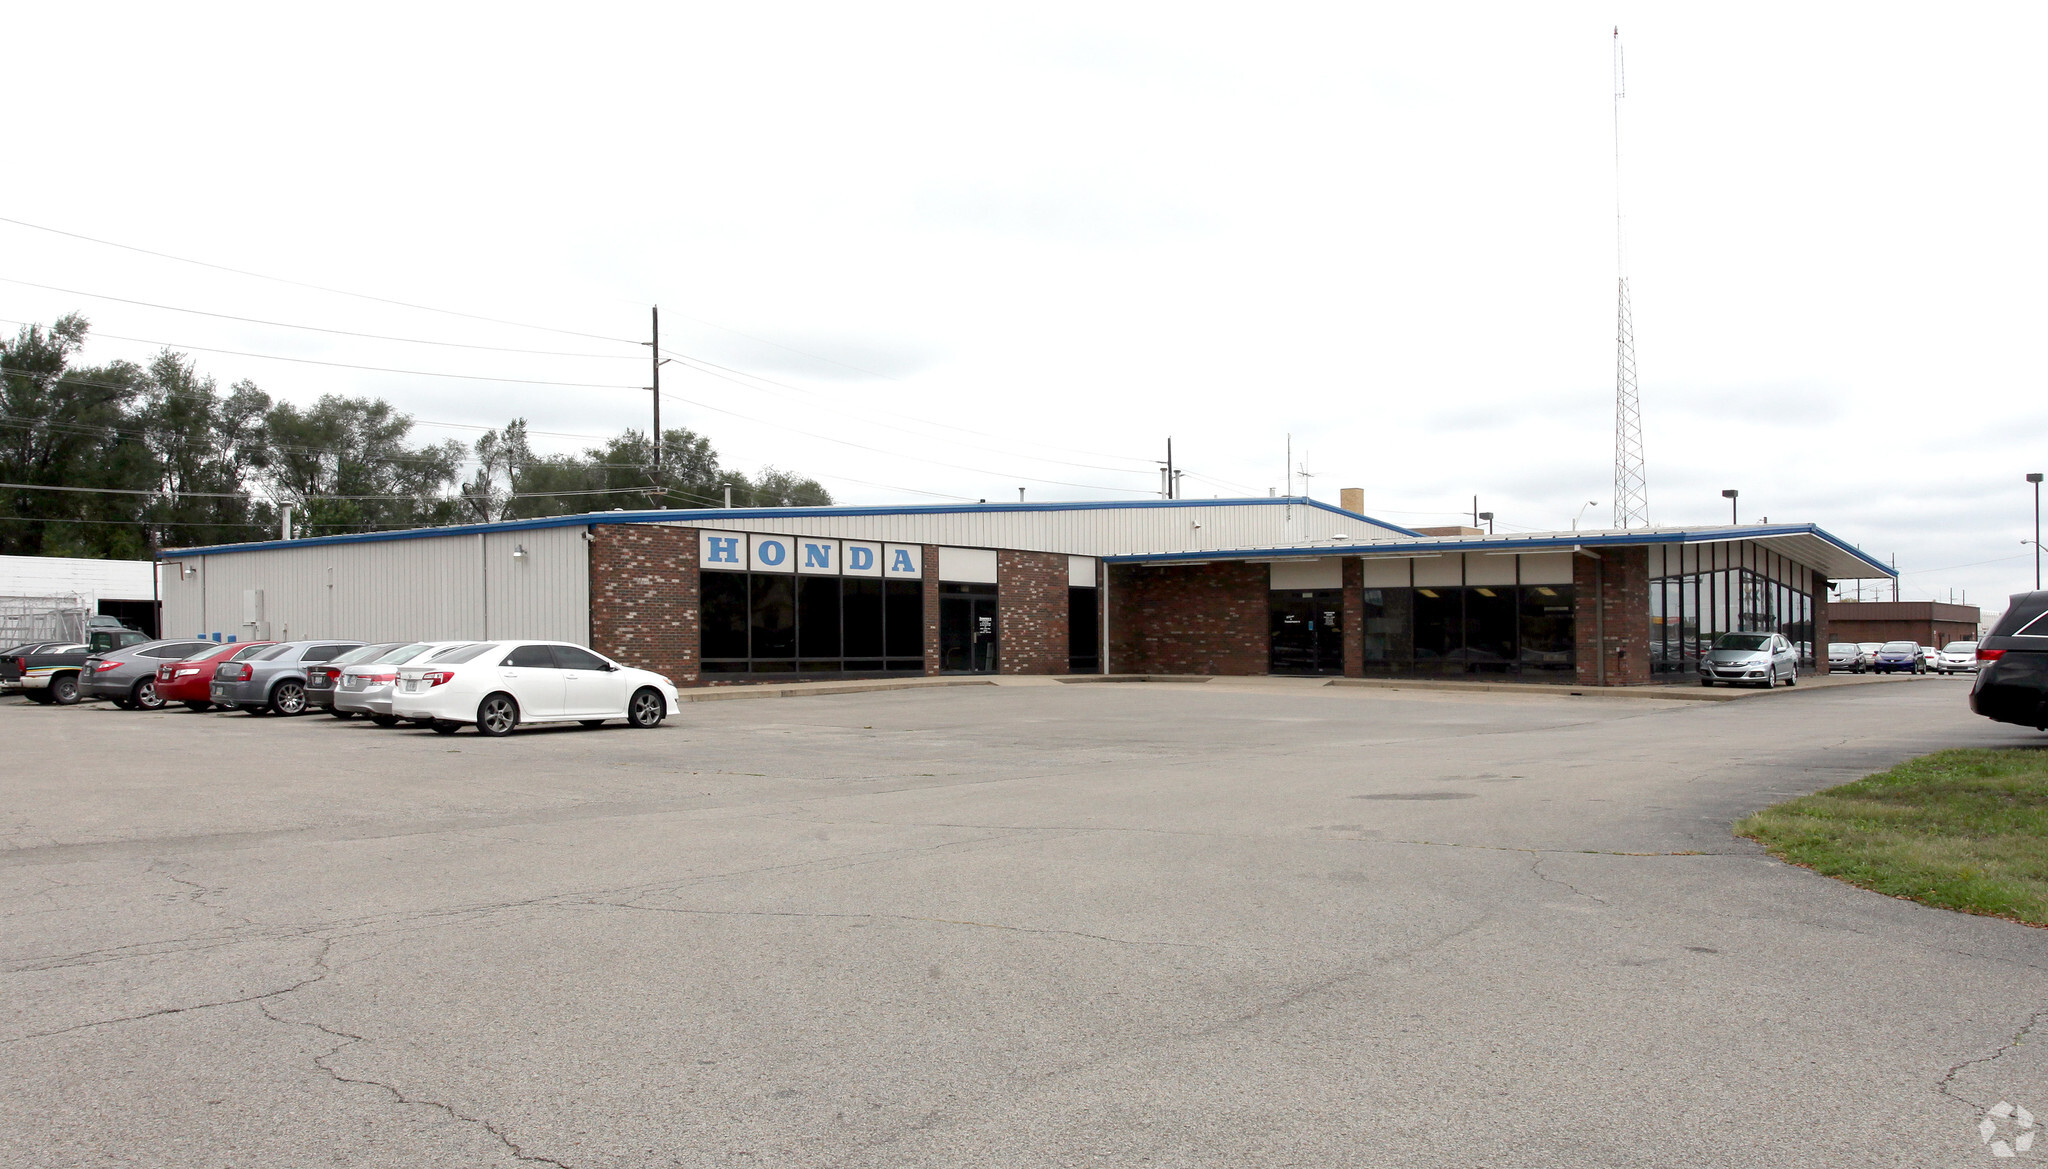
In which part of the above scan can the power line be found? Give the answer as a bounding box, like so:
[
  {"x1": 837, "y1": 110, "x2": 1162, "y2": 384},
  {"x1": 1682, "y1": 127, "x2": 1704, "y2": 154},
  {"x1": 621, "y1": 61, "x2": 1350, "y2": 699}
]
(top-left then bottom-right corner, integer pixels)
[
  {"x1": 0, "y1": 277, "x2": 641, "y2": 359},
  {"x1": 0, "y1": 214, "x2": 639, "y2": 345},
  {"x1": 0, "y1": 319, "x2": 643, "y2": 389}
]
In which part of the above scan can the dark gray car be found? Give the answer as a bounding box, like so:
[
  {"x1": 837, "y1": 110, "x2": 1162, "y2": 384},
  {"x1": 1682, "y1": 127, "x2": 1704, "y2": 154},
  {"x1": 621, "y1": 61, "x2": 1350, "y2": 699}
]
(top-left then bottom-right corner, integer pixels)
[
  {"x1": 209, "y1": 639, "x2": 364, "y2": 715},
  {"x1": 80, "y1": 638, "x2": 218, "y2": 710}
]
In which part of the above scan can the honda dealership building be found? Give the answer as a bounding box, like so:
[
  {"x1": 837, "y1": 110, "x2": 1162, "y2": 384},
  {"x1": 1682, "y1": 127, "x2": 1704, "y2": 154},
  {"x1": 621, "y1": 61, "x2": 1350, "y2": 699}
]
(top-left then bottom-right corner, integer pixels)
[{"x1": 156, "y1": 497, "x2": 1896, "y2": 687}]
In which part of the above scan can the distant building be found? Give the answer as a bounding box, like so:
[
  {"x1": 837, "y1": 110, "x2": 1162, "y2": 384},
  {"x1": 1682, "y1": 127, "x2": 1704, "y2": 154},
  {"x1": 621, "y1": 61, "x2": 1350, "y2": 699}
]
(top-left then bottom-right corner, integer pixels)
[
  {"x1": 0, "y1": 554, "x2": 158, "y2": 642},
  {"x1": 1826, "y1": 600, "x2": 1981, "y2": 648}
]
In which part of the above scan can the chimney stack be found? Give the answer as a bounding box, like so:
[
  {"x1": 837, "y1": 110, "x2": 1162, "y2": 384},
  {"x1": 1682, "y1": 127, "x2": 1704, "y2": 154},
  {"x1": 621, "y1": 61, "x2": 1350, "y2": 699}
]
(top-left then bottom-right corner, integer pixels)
[{"x1": 1340, "y1": 487, "x2": 1365, "y2": 514}]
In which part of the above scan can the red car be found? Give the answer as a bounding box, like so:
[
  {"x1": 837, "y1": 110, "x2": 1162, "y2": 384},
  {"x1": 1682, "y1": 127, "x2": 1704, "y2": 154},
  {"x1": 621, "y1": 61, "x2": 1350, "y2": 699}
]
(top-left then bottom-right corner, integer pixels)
[{"x1": 155, "y1": 641, "x2": 276, "y2": 712}]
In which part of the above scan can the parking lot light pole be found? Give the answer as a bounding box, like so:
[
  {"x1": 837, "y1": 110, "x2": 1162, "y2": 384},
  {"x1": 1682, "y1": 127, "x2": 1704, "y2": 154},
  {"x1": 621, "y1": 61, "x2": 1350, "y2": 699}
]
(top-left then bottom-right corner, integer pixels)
[
  {"x1": 1721, "y1": 489, "x2": 1739, "y2": 524},
  {"x1": 2030, "y1": 474, "x2": 2044, "y2": 589}
]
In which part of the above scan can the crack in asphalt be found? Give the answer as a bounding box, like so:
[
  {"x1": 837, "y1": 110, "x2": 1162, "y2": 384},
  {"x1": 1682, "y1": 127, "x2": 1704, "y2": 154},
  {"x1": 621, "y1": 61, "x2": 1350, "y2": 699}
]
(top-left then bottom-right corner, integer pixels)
[
  {"x1": 1, "y1": 938, "x2": 333, "y2": 1046},
  {"x1": 1528, "y1": 854, "x2": 1611, "y2": 906},
  {"x1": 257, "y1": 1002, "x2": 572, "y2": 1168},
  {"x1": 590, "y1": 899, "x2": 1205, "y2": 951},
  {"x1": 1937, "y1": 1005, "x2": 2048, "y2": 1113}
]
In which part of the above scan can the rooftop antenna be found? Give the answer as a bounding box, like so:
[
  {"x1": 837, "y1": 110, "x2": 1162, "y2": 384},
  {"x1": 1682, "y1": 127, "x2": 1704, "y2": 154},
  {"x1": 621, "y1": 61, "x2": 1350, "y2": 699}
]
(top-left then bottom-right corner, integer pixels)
[{"x1": 1611, "y1": 27, "x2": 1650, "y2": 529}]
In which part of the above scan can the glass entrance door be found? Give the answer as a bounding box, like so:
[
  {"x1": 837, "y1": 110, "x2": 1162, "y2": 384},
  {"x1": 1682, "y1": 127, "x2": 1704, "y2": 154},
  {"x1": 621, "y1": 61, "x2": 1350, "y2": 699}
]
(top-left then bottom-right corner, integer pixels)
[
  {"x1": 940, "y1": 586, "x2": 999, "y2": 673},
  {"x1": 1269, "y1": 589, "x2": 1344, "y2": 675}
]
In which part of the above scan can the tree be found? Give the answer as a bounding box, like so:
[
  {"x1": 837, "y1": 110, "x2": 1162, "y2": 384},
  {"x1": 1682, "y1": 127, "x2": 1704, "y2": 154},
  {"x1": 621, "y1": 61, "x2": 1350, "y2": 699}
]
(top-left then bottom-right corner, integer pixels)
[{"x1": 262, "y1": 396, "x2": 465, "y2": 535}]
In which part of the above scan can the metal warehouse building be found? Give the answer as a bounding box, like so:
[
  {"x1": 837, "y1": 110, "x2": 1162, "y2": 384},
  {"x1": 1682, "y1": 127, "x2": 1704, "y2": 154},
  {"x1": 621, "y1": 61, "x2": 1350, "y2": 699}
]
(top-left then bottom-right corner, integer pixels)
[{"x1": 156, "y1": 497, "x2": 1896, "y2": 687}]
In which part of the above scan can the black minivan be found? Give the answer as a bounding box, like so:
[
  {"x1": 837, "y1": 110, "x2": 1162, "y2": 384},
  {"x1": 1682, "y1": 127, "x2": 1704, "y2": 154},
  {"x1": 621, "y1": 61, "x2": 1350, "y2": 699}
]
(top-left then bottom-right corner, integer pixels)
[{"x1": 1969, "y1": 591, "x2": 2048, "y2": 728}]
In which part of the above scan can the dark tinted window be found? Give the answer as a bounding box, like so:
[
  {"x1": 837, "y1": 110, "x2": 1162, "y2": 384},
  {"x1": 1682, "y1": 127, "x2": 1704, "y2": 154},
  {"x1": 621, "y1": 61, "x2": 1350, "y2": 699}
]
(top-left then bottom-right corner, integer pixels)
[
  {"x1": 702, "y1": 572, "x2": 748, "y2": 658},
  {"x1": 501, "y1": 644, "x2": 559, "y2": 668},
  {"x1": 142, "y1": 642, "x2": 210, "y2": 658},
  {"x1": 430, "y1": 642, "x2": 498, "y2": 664},
  {"x1": 302, "y1": 644, "x2": 356, "y2": 663},
  {"x1": 251, "y1": 644, "x2": 296, "y2": 661},
  {"x1": 552, "y1": 645, "x2": 611, "y2": 671}
]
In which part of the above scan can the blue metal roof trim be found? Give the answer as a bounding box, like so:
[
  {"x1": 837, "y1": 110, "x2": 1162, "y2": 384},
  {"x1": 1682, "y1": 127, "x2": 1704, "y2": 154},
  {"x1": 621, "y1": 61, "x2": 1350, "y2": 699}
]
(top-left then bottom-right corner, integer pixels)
[
  {"x1": 157, "y1": 496, "x2": 1421, "y2": 558},
  {"x1": 1103, "y1": 523, "x2": 1898, "y2": 578}
]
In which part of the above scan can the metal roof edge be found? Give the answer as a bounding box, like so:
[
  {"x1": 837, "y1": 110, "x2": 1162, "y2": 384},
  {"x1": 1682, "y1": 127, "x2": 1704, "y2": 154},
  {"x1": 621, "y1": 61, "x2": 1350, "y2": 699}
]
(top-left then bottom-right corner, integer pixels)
[
  {"x1": 155, "y1": 497, "x2": 1357, "y2": 558},
  {"x1": 1299, "y1": 498, "x2": 1425, "y2": 538}
]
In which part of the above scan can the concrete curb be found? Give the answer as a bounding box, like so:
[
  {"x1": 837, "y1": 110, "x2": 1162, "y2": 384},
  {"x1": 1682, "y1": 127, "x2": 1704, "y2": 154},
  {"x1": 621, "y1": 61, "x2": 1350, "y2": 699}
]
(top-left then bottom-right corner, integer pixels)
[{"x1": 1054, "y1": 675, "x2": 1215, "y2": 685}]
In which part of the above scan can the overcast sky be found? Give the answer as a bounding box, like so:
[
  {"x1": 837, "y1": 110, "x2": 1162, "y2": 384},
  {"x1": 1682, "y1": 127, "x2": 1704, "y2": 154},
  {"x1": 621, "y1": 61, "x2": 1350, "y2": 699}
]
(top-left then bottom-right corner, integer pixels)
[{"x1": 6, "y1": 4, "x2": 2044, "y2": 610}]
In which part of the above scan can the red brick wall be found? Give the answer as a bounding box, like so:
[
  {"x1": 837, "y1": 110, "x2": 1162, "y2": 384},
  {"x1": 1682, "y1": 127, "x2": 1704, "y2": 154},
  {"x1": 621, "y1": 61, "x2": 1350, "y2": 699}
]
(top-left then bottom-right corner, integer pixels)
[
  {"x1": 589, "y1": 524, "x2": 699, "y2": 684},
  {"x1": 922, "y1": 545, "x2": 940, "y2": 676},
  {"x1": 1342, "y1": 557, "x2": 1365, "y2": 678},
  {"x1": 1574, "y1": 547, "x2": 1651, "y2": 686},
  {"x1": 998, "y1": 550, "x2": 1069, "y2": 675},
  {"x1": 1108, "y1": 561, "x2": 1268, "y2": 676}
]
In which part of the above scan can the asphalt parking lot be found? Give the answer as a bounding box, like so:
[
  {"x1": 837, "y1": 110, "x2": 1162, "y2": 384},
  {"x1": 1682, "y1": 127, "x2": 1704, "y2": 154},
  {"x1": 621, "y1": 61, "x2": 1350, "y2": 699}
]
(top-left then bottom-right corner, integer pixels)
[{"x1": 3, "y1": 674, "x2": 2042, "y2": 1168}]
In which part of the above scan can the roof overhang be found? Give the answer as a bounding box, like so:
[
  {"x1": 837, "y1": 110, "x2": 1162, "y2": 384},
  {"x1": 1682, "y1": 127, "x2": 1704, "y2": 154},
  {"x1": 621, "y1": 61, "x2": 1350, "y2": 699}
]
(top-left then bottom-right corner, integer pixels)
[{"x1": 1105, "y1": 523, "x2": 1897, "y2": 580}]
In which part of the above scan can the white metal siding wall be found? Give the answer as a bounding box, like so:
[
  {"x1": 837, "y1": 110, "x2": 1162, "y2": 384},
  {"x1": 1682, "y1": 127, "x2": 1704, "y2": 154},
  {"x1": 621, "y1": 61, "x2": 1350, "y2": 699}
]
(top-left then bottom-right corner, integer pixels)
[
  {"x1": 161, "y1": 527, "x2": 587, "y2": 644},
  {"x1": 671, "y1": 503, "x2": 1404, "y2": 556},
  {"x1": 0, "y1": 554, "x2": 156, "y2": 603}
]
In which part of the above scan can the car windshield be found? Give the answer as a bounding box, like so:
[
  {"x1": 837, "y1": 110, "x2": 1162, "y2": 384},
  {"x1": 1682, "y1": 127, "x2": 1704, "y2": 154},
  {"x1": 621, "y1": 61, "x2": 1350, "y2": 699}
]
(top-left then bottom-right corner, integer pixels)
[
  {"x1": 1715, "y1": 634, "x2": 1773, "y2": 651},
  {"x1": 1946, "y1": 642, "x2": 1978, "y2": 653},
  {"x1": 375, "y1": 643, "x2": 441, "y2": 664},
  {"x1": 427, "y1": 642, "x2": 498, "y2": 665},
  {"x1": 1881, "y1": 642, "x2": 1917, "y2": 651},
  {"x1": 228, "y1": 643, "x2": 272, "y2": 661},
  {"x1": 1828, "y1": 644, "x2": 1858, "y2": 653},
  {"x1": 250, "y1": 644, "x2": 295, "y2": 661}
]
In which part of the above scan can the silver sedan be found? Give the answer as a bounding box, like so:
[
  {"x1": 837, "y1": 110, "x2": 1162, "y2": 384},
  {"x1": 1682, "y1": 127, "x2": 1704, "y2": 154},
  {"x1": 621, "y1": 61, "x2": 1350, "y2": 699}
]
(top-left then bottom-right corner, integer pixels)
[
  {"x1": 1699, "y1": 632, "x2": 1799, "y2": 687},
  {"x1": 335, "y1": 641, "x2": 474, "y2": 725}
]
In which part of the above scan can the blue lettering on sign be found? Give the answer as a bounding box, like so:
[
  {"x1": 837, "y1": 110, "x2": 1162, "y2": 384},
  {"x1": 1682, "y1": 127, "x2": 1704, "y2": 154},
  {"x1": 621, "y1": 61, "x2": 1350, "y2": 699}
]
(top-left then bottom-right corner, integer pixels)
[
  {"x1": 803, "y1": 542, "x2": 833, "y2": 569},
  {"x1": 758, "y1": 540, "x2": 787, "y2": 566},
  {"x1": 706, "y1": 536, "x2": 741, "y2": 564},
  {"x1": 890, "y1": 549, "x2": 916, "y2": 574},
  {"x1": 848, "y1": 545, "x2": 875, "y2": 571}
]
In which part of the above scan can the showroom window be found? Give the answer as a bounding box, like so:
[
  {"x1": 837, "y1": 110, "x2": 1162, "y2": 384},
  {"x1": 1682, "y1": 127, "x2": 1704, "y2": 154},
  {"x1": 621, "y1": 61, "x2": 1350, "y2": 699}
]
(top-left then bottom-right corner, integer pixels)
[{"x1": 701, "y1": 570, "x2": 925, "y2": 675}]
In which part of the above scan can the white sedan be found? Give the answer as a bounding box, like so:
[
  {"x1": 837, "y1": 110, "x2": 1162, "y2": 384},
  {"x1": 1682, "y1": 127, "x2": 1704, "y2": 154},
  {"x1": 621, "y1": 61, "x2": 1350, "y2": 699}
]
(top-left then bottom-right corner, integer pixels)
[{"x1": 390, "y1": 640, "x2": 679, "y2": 735}]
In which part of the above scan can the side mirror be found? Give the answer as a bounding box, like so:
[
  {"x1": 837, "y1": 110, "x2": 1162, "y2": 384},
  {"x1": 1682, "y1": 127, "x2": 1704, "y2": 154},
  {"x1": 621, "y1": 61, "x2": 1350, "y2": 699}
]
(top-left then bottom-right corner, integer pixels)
[{"x1": 606, "y1": 662, "x2": 619, "y2": 672}]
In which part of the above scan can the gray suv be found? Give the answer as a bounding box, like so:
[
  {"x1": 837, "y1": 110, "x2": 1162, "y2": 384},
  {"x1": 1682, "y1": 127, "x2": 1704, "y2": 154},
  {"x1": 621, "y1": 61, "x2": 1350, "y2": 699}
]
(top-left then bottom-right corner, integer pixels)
[
  {"x1": 81, "y1": 638, "x2": 218, "y2": 709},
  {"x1": 210, "y1": 639, "x2": 364, "y2": 715}
]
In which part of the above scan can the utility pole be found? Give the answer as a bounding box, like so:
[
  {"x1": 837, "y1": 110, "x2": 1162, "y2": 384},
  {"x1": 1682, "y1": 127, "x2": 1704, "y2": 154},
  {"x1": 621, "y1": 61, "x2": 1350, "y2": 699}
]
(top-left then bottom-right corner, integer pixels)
[
  {"x1": 2029, "y1": 473, "x2": 2043, "y2": 589},
  {"x1": 648, "y1": 307, "x2": 662, "y2": 473}
]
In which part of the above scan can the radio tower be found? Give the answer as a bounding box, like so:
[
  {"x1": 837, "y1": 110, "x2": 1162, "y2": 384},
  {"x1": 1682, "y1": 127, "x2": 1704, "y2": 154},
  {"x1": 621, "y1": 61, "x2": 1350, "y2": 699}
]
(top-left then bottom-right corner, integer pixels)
[{"x1": 1610, "y1": 26, "x2": 1650, "y2": 529}]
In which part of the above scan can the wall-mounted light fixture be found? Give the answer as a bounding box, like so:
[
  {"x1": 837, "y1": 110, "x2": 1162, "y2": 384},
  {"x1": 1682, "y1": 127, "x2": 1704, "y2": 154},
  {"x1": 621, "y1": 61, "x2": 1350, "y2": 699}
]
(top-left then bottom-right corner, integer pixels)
[{"x1": 512, "y1": 544, "x2": 528, "y2": 559}]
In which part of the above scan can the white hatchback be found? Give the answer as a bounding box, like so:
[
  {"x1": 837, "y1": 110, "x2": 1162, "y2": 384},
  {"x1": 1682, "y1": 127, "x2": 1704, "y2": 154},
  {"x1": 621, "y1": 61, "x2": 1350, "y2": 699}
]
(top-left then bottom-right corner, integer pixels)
[{"x1": 390, "y1": 641, "x2": 679, "y2": 736}]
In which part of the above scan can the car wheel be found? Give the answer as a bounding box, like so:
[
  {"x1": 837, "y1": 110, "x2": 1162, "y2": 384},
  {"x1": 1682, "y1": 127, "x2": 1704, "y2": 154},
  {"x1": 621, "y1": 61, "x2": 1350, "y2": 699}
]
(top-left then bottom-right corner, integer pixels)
[
  {"x1": 476, "y1": 693, "x2": 519, "y2": 737},
  {"x1": 1786, "y1": 668, "x2": 1797, "y2": 686},
  {"x1": 184, "y1": 701, "x2": 212, "y2": 713},
  {"x1": 370, "y1": 714, "x2": 400, "y2": 727},
  {"x1": 429, "y1": 719, "x2": 461, "y2": 735},
  {"x1": 49, "y1": 674, "x2": 79, "y2": 705},
  {"x1": 627, "y1": 688, "x2": 665, "y2": 728},
  {"x1": 270, "y1": 680, "x2": 307, "y2": 716},
  {"x1": 131, "y1": 678, "x2": 165, "y2": 711}
]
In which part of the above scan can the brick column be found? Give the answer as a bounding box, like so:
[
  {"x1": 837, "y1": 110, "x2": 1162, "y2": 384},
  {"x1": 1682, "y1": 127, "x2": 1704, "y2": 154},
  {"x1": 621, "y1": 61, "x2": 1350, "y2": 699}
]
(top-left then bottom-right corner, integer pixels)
[
  {"x1": 997, "y1": 550, "x2": 1068, "y2": 675},
  {"x1": 1574, "y1": 547, "x2": 1651, "y2": 686},
  {"x1": 922, "y1": 545, "x2": 941, "y2": 675},
  {"x1": 589, "y1": 524, "x2": 700, "y2": 685},
  {"x1": 1342, "y1": 557, "x2": 1365, "y2": 678}
]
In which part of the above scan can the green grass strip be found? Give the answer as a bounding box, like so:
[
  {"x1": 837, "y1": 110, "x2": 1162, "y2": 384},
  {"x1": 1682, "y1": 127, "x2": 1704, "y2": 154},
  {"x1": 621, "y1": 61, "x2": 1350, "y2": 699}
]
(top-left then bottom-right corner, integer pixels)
[{"x1": 1734, "y1": 748, "x2": 2048, "y2": 926}]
